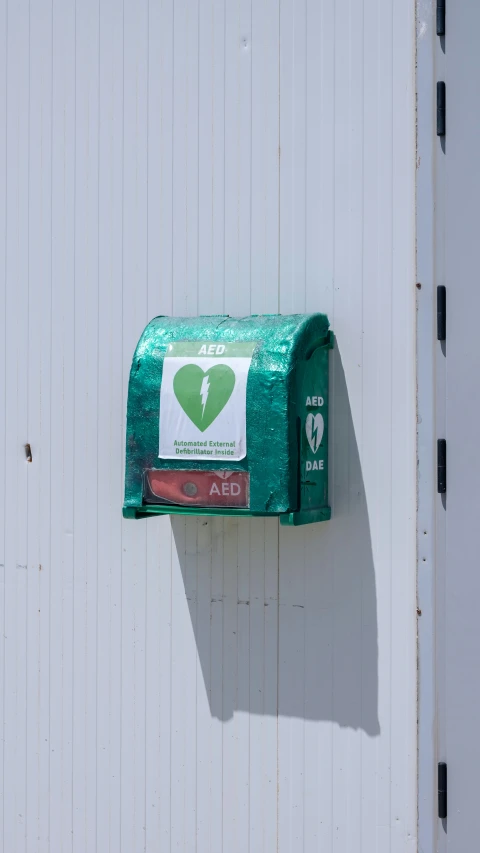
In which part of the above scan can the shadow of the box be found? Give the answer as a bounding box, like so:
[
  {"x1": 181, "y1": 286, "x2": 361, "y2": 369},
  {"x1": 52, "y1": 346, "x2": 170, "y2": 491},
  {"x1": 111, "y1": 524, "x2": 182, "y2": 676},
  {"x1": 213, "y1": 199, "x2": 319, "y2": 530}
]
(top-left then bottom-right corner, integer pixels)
[{"x1": 171, "y1": 347, "x2": 379, "y2": 734}]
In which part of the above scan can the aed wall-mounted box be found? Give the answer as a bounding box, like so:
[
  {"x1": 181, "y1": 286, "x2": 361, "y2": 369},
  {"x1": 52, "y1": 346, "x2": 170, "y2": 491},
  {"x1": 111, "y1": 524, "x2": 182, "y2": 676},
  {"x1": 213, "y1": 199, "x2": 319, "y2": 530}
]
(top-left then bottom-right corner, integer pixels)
[{"x1": 123, "y1": 313, "x2": 333, "y2": 526}]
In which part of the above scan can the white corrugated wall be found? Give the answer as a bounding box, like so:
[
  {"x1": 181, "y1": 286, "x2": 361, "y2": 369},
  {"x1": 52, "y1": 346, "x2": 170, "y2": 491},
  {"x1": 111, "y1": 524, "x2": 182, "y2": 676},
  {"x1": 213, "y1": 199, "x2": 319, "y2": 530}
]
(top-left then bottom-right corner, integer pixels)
[{"x1": 0, "y1": 0, "x2": 416, "y2": 850}]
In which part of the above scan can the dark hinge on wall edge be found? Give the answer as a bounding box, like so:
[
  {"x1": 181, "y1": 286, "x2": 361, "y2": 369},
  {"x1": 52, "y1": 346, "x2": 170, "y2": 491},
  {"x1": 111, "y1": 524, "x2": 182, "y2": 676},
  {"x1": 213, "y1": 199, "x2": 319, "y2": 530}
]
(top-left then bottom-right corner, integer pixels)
[
  {"x1": 437, "y1": 440, "x2": 447, "y2": 493},
  {"x1": 436, "y1": 0, "x2": 445, "y2": 35},
  {"x1": 437, "y1": 285, "x2": 446, "y2": 340},
  {"x1": 438, "y1": 762, "x2": 447, "y2": 818},
  {"x1": 437, "y1": 82, "x2": 446, "y2": 136}
]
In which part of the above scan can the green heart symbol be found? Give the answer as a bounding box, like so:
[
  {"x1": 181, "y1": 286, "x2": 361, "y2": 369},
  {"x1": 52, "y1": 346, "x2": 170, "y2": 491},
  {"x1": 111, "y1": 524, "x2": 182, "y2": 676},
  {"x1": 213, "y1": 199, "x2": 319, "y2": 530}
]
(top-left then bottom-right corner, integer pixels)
[{"x1": 173, "y1": 363, "x2": 236, "y2": 431}]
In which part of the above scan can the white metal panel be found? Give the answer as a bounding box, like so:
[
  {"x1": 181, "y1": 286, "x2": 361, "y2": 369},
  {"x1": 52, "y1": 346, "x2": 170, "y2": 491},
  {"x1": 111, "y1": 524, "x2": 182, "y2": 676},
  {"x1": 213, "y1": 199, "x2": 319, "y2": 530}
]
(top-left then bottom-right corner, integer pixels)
[
  {"x1": 0, "y1": 0, "x2": 416, "y2": 851},
  {"x1": 416, "y1": 0, "x2": 437, "y2": 847},
  {"x1": 432, "y1": 0, "x2": 480, "y2": 849}
]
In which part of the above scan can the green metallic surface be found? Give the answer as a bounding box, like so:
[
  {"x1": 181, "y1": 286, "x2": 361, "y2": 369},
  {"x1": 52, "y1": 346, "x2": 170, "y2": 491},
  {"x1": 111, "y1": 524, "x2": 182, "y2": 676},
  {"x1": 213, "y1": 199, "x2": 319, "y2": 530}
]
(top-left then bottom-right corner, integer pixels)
[
  {"x1": 124, "y1": 314, "x2": 332, "y2": 524},
  {"x1": 124, "y1": 506, "x2": 283, "y2": 520},
  {"x1": 280, "y1": 507, "x2": 332, "y2": 526}
]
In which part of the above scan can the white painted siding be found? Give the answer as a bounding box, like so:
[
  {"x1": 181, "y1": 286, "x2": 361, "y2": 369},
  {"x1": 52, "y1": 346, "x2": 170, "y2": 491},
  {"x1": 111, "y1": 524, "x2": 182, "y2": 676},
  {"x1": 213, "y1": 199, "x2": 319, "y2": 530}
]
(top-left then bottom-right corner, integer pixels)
[{"x1": 0, "y1": 0, "x2": 416, "y2": 850}]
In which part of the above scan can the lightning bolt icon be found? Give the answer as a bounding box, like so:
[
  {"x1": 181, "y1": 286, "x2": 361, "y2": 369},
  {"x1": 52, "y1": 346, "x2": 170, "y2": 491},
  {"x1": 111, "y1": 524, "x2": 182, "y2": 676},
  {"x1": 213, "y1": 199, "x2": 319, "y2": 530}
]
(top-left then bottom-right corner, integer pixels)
[
  {"x1": 311, "y1": 420, "x2": 319, "y2": 452},
  {"x1": 200, "y1": 376, "x2": 210, "y2": 417}
]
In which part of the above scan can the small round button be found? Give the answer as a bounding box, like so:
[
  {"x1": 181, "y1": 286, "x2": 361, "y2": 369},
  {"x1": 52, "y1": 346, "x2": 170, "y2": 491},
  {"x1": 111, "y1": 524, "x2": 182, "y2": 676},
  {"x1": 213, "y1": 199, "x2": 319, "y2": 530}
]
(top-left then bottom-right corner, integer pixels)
[{"x1": 182, "y1": 481, "x2": 198, "y2": 497}]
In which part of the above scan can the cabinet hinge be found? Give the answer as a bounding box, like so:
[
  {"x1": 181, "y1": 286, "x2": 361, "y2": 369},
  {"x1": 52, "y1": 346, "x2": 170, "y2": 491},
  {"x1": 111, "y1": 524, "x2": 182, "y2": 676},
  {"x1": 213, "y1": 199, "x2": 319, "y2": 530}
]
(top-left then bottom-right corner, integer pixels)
[
  {"x1": 437, "y1": 440, "x2": 447, "y2": 494},
  {"x1": 436, "y1": 0, "x2": 445, "y2": 36},
  {"x1": 437, "y1": 285, "x2": 446, "y2": 341},
  {"x1": 437, "y1": 82, "x2": 446, "y2": 136},
  {"x1": 438, "y1": 762, "x2": 447, "y2": 819}
]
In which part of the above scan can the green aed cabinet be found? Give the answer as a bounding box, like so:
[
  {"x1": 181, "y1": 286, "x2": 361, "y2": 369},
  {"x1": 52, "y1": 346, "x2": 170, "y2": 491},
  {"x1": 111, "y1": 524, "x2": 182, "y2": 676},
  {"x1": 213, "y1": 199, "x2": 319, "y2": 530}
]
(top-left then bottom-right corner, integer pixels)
[{"x1": 123, "y1": 314, "x2": 334, "y2": 526}]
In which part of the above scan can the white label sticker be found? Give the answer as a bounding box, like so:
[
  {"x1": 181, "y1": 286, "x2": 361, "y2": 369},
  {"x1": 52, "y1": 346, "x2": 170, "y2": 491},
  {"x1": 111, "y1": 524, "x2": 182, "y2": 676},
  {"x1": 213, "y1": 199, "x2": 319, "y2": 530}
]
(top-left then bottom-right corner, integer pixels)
[{"x1": 159, "y1": 341, "x2": 256, "y2": 461}]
